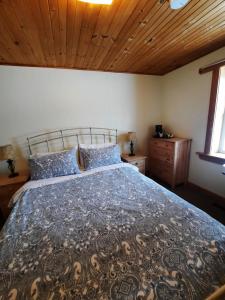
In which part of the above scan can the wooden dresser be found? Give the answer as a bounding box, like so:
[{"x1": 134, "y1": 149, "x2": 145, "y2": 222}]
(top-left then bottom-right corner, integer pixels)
[
  {"x1": 149, "y1": 138, "x2": 191, "y2": 188},
  {"x1": 0, "y1": 174, "x2": 28, "y2": 225}
]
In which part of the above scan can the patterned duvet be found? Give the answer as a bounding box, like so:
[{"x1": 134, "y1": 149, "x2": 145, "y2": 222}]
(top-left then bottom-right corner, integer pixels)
[{"x1": 0, "y1": 163, "x2": 225, "y2": 300}]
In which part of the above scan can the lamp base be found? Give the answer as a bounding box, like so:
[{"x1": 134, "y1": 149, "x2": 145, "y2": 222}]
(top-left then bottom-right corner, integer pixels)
[
  {"x1": 9, "y1": 172, "x2": 19, "y2": 178},
  {"x1": 129, "y1": 141, "x2": 135, "y2": 157},
  {"x1": 7, "y1": 159, "x2": 19, "y2": 178}
]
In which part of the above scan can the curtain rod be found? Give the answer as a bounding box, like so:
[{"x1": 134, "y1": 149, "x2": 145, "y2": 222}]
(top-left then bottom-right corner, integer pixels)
[{"x1": 199, "y1": 58, "x2": 225, "y2": 74}]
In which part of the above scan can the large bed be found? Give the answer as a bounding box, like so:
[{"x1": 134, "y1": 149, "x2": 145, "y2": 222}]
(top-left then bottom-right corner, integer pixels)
[{"x1": 0, "y1": 128, "x2": 225, "y2": 300}]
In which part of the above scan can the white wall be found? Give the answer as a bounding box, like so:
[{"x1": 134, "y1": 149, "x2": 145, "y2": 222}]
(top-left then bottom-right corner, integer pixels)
[
  {"x1": 1, "y1": 48, "x2": 225, "y2": 197},
  {"x1": 161, "y1": 47, "x2": 225, "y2": 197},
  {"x1": 0, "y1": 66, "x2": 162, "y2": 172}
]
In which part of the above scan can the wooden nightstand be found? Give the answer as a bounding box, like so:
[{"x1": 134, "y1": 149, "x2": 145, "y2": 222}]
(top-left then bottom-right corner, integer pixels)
[
  {"x1": 0, "y1": 173, "x2": 28, "y2": 224},
  {"x1": 122, "y1": 154, "x2": 147, "y2": 174}
]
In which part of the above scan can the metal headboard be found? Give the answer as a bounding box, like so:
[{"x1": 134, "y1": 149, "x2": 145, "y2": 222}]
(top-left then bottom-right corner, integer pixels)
[{"x1": 27, "y1": 127, "x2": 118, "y2": 155}]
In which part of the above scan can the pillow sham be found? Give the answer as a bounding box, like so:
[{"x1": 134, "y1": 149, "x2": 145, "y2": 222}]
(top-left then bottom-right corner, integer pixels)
[
  {"x1": 29, "y1": 148, "x2": 80, "y2": 180},
  {"x1": 80, "y1": 144, "x2": 121, "y2": 170},
  {"x1": 79, "y1": 143, "x2": 114, "y2": 168}
]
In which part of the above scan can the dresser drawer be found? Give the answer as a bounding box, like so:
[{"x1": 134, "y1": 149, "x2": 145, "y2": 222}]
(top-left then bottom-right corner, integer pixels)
[
  {"x1": 155, "y1": 169, "x2": 172, "y2": 185},
  {"x1": 149, "y1": 147, "x2": 174, "y2": 164},
  {"x1": 149, "y1": 138, "x2": 191, "y2": 188},
  {"x1": 150, "y1": 159, "x2": 173, "y2": 173},
  {"x1": 150, "y1": 139, "x2": 174, "y2": 151},
  {"x1": 150, "y1": 161, "x2": 173, "y2": 185}
]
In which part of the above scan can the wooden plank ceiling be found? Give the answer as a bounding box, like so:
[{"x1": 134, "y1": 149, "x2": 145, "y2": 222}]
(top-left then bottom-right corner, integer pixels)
[{"x1": 0, "y1": 0, "x2": 225, "y2": 75}]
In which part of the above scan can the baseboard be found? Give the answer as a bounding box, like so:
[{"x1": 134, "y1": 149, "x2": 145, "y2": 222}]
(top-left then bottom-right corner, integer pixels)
[{"x1": 187, "y1": 181, "x2": 225, "y2": 207}]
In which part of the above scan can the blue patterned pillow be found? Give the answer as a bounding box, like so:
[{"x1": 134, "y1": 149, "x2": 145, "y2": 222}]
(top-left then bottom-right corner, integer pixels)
[
  {"x1": 80, "y1": 144, "x2": 121, "y2": 170},
  {"x1": 29, "y1": 148, "x2": 80, "y2": 180}
]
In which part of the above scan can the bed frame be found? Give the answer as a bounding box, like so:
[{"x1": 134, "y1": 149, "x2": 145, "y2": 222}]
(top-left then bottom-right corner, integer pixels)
[{"x1": 27, "y1": 127, "x2": 118, "y2": 156}]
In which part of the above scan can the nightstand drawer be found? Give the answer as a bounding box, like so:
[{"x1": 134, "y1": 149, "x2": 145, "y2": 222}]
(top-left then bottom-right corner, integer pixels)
[
  {"x1": 131, "y1": 160, "x2": 145, "y2": 174},
  {"x1": 0, "y1": 181, "x2": 26, "y2": 221},
  {"x1": 0, "y1": 183, "x2": 23, "y2": 196},
  {"x1": 138, "y1": 165, "x2": 145, "y2": 174},
  {"x1": 130, "y1": 159, "x2": 145, "y2": 169},
  {"x1": 122, "y1": 155, "x2": 147, "y2": 175},
  {"x1": 0, "y1": 183, "x2": 22, "y2": 219}
]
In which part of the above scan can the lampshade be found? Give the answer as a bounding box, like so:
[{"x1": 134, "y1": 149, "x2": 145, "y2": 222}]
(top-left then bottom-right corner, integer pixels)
[
  {"x1": 128, "y1": 132, "x2": 136, "y2": 142},
  {"x1": 170, "y1": 0, "x2": 189, "y2": 9},
  {"x1": 0, "y1": 144, "x2": 14, "y2": 161}
]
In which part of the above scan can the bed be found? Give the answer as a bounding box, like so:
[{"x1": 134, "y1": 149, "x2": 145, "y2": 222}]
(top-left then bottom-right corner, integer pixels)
[{"x1": 0, "y1": 128, "x2": 225, "y2": 300}]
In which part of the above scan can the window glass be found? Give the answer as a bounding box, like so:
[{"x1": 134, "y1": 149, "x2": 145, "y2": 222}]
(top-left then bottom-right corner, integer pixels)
[{"x1": 211, "y1": 66, "x2": 225, "y2": 154}]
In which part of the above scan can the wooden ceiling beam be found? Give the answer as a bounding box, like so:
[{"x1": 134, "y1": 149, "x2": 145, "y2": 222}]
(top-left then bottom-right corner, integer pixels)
[
  {"x1": 104, "y1": 0, "x2": 207, "y2": 70},
  {"x1": 91, "y1": 0, "x2": 140, "y2": 70},
  {"x1": 0, "y1": 0, "x2": 36, "y2": 65},
  {"x1": 83, "y1": 0, "x2": 124, "y2": 69},
  {"x1": 121, "y1": 0, "x2": 224, "y2": 72},
  {"x1": 150, "y1": 36, "x2": 225, "y2": 75},
  {"x1": 146, "y1": 20, "x2": 225, "y2": 74},
  {"x1": 0, "y1": 0, "x2": 225, "y2": 75},
  {"x1": 140, "y1": 11, "x2": 225, "y2": 74},
  {"x1": 97, "y1": 0, "x2": 156, "y2": 70}
]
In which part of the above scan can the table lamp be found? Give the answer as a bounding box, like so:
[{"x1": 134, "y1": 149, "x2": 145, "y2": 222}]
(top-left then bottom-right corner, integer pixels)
[
  {"x1": 128, "y1": 132, "x2": 136, "y2": 156},
  {"x1": 0, "y1": 144, "x2": 19, "y2": 178}
]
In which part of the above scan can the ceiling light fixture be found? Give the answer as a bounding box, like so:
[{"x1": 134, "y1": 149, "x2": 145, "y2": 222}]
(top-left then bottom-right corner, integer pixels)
[
  {"x1": 160, "y1": 0, "x2": 189, "y2": 10},
  {"x1": 170, "y1": 0, "x2": 189, "y2": 9},
  {"x1": 79, "y1": 0, "x2": 113, "y2": 4}
]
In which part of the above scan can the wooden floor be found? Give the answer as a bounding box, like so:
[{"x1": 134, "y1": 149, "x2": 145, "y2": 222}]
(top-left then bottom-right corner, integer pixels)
[
  {"x1": 175, "y1": 186, "x2": 225, "y2": 225},
  {"x1": 157, "y1": 180, "x2": 225, "y2": 225}
]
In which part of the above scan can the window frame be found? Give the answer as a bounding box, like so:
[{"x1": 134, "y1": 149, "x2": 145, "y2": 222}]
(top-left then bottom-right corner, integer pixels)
[
  {"x1": 218, "y1": 108, "x2": 225, "y2": 154},
  {"x1": 197, "y1": 66, "x2": 225, "y2": 165}
]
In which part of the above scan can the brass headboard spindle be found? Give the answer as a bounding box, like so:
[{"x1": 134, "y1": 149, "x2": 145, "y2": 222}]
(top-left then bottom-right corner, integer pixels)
[
  {"x1": 46, "y1": 139, "x2": 50, "y2": 152},
  {"x1": 90, "y1": 128, "x2": 93, "y2": 144},
  {"x1": 27, "y1": 138, "x2": 31, "y2": 155},
  {"x1": 60, "y1": 130, "x2": 65, "y2": 150}
]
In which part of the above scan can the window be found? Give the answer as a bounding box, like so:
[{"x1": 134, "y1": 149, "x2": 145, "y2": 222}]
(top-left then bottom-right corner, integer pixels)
[
  {"x1": 198, "y1": 64, "x2": 225, "y2": 164},
  {"x1": 211, "y1": 66, "x2": 225, "y2": 155}
]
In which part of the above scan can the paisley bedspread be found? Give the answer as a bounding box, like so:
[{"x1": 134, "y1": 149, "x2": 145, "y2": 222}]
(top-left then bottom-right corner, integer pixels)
[{"x1": 0, "y1": 163, "x2": 225, "y2": 300}]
